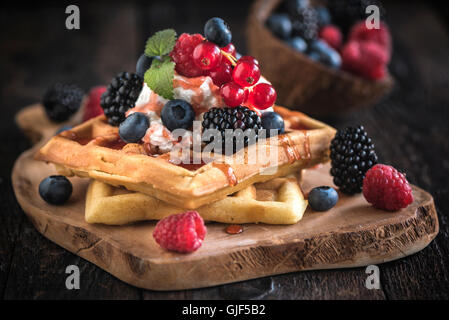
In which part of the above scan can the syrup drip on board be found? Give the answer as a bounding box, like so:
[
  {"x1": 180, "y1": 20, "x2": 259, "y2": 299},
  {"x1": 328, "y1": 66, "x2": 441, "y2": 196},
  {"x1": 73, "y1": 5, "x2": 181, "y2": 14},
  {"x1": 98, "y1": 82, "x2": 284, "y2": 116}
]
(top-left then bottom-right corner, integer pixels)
[
  {"x1": 212, "y1": 163, "x2": 237, "y2": 186},
  {"x1": 225, "y1": 224, "x2": 243, "y2": 234}
]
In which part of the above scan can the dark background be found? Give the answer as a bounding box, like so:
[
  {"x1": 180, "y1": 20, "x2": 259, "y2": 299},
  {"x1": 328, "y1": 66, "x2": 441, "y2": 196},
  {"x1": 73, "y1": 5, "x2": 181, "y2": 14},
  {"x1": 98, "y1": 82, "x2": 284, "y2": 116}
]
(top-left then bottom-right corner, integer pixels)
[{"x1": 1, "y1": 0, "x2": 449, "y2": 299}]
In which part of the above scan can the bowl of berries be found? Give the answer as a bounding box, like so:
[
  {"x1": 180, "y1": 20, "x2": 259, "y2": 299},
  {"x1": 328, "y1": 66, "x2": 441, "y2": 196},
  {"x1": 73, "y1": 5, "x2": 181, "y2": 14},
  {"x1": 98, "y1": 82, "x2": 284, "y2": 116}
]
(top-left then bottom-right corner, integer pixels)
[{"x1": 246, "y1": 0, "x2": 394, "y2": 116}]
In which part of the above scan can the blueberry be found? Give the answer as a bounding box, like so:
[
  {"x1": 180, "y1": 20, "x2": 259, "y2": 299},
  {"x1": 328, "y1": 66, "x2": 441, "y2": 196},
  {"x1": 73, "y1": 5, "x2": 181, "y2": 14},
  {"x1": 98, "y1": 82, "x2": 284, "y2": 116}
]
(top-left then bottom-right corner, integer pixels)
[
  {"x1": 315, "y1": 6, "x2": 331, "y2": 27},
  {"x1": 161, "y1": 99, "x2": 195, "y2": 131},
  {"x1": 286, "y1": 0, "x2": 310, "y2": 15},
  {"x1": 204, "y1": 17, "x2": 232, "y2": 48},
  {"x1": 136, "y1": 53, "x2": 154, "y2": 78},
  {"x1": 266, "y1": 14, "x2": 292, "y2": 40},
  {"x1": 308, "y1": 51, "x2": 321, "y2": 62},
  {"x1": 287, "y1": 37, "x2": 307, "y2": 53},
  {"x1": 308, "y1": 186, "x2": 338, "y2": 211},
  {"x1": 55, "y1": 125, "x2": 72, "y2": 135},
  {"x1": 308, "y1": 40, "x2": 341, "y2": 68},
  {"x1": 39, "y1": 175, "x2": 73, "y2": 205},
  {"x1": 261, "y1": 112, "x2": 285, "y2": 137},
  {"x1": 119, "y1": 112, "x2": 150, "y2": 143}
]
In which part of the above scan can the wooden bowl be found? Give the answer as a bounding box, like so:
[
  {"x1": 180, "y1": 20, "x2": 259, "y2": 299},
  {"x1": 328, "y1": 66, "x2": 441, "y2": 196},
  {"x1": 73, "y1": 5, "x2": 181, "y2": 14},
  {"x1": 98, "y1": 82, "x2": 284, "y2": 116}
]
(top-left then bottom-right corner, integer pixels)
[{"x1": 246, "y1": 0, "x2": 394, "y2": 116}]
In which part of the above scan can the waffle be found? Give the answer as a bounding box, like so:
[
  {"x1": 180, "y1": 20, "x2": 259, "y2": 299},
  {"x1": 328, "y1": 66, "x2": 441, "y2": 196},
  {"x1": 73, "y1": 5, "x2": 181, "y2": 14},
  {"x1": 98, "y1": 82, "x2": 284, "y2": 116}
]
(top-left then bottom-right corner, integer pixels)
[
  {"x1": 35, "y1": 106, "x2": 336, "y2": 209},
  {"x1": 85, "y1": 174, "x2": 307, "y2": 225}
]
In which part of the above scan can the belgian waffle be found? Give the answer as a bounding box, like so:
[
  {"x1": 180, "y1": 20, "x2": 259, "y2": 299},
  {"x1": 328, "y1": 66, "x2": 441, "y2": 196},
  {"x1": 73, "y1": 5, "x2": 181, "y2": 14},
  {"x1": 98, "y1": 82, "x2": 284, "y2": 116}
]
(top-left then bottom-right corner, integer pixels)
[
  {"x1": 86, "y1": 175, "x2": 307, "y2": 225},
  {"x1": 35, "y1": 106, "x2": 336, "y2": 209}
]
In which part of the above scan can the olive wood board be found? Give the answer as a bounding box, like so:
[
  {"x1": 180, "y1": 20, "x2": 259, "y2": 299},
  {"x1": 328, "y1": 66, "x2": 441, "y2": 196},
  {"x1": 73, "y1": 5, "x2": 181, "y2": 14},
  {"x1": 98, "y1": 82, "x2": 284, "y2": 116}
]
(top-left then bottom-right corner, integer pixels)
[{"x1": 11, "y1": 104, "x2": 439, "y2": 290}]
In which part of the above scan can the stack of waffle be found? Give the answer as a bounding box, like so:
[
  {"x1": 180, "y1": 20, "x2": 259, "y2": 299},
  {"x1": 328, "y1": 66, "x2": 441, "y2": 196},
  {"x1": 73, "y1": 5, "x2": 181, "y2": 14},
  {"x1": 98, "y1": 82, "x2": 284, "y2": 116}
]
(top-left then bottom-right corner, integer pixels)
[{"x1": 35, "y1": 106, "x2": 335, "y2": 226}]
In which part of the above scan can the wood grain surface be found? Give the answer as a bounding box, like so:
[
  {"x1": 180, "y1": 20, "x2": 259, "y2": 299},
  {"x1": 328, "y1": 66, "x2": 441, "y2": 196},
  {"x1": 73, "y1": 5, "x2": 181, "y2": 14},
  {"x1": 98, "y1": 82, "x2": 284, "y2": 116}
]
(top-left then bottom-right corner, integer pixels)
[{"x1": 1, "y1": 0, "x2": 449, "y2": 299}]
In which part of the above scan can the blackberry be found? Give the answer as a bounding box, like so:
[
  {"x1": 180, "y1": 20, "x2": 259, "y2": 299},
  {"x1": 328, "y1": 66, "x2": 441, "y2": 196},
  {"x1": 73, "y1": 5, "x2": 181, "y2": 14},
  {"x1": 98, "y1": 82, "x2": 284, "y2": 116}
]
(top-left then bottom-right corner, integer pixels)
[
  {"x1": 290, "y1": 6, "x2": 319, "y2": 42},
  {"x1": 202, "y1": 106, "x2": 262, "y2": 154},
  {"x1": 100, "y1": 72, "x2": 143, "y2": 126},
  {"x1": 330, "y1": 125, "x2": 378, "y2": 194},
  {"x1": 43, "y1": 83, "x2": 84, "y2": 122},
  {"x1": 328, "y1": 0, "x2": 385, "y2": 34}
]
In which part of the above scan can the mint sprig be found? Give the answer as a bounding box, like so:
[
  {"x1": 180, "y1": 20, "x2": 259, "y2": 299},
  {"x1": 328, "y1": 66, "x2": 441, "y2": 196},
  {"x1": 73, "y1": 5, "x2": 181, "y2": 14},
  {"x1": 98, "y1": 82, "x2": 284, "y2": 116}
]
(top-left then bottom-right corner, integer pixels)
[
  {"x1": 143, "y1": 29, "x2": 177, "y2": 100},
  {"x1": 145, "y1": 29, "x2": 177, "y2": 57},
  {"x1": 144, "y1": 57, "x2": 175, "y2": 100}
]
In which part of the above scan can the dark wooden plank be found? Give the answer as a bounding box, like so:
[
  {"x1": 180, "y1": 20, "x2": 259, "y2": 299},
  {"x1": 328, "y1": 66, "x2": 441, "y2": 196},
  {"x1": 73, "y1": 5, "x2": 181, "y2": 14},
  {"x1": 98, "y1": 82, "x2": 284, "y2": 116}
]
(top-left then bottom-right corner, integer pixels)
[{"x1": 0, "y1": 1, "x2": 142, "y2": 299}]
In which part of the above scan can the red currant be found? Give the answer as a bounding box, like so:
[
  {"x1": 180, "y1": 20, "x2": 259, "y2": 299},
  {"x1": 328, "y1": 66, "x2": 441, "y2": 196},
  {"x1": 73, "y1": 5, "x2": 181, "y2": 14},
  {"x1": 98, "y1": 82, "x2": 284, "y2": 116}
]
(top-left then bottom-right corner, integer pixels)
[
  {"x1": 238, "y1": 55, "x2": 259, "y2": 66},
  {"x1": 222, "y1": 43, "x2": 236, "y2": 55},
  {"x1": 220, "y1": 82, "x2": 247, "y2": 107},
  {"x1": 207, "y1": 62, "x2": 233, "y2": 87},
  {"x1": 247, "y1": 83, "x2": 277, "y2": 110},
  {"x1": 221, "y1": 43, "x2": 236, "y2": 65},
  {"x1": 192, "y1": 41, "x2": 222, "y2": 70},
  {"x1": 232, "y1": 61, "x2": 260, "y2": 88}
]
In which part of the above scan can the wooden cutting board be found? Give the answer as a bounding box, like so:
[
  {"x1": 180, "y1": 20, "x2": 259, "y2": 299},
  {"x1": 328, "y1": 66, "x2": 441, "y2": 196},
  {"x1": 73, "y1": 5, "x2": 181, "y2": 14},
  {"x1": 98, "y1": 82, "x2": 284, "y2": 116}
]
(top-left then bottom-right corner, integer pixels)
[{"x1": 12, "y1": 104, "x2": 439, "y2": 291}]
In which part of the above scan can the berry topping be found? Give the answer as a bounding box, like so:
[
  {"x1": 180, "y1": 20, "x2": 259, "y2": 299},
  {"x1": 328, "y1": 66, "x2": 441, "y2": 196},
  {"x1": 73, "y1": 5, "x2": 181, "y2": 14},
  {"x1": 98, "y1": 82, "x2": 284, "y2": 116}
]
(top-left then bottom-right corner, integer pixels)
[
  {"x1": 232, "y1": 60, "x2": 260, "y2": 88},
  {"x1": 238, "y1": 55, "x2": 259, "y2": 66},
  {"x1": 161, "y1": 99, "x2": 195, "y2": 131},
  {"x1": 319, "y1": 25, "x2": 343, "y2": 50},
  {"x1": 308, "y1": 39, "x2": 342, "y2": 68},
  {"x1": 220, "y1": 82, "x2": 247, "y2": 107},
  {"x1": 100, "y1": 72, "x2": 143, "y2": 126},
  {"x1": 261, "y1": 111, "x2": 285, "y2": 137},
  {"x1": 247, "y1": 83, "x2": 277, "y2": 110},
  {"x1": 290, "y1": 5, "x2": 319, "y2": 42},
  {"x1": 193, "y1": 41, "x2": 222, "y2": 70},
  {"x1": 207, "y1": 62, "x2": 233, "y2": 87},
  {"x1": 341, "y1": 40, "x2": 389, "y2": 80},
  {"x1": 348, "y1": 21, "x2": 392, "y2": 56},
  {"x1": 83, "y1": 86, "x2": 106, "y2": 122},
  {"x1": 169, "y1": 33, "x2": 204, "y2": 77},
  {"x1": 330, "y1": 125, "x2": 378, "y2": 195},
  {"x1": 204, "y1": 17, "x2": 232, "y2": 48},
  {"x1": 287, "y1": 37, "x2": 308, "y2": 53},
  {"x1": 43, "y1": 83, "x2": 84, "y2": 122},
  {"x1": 136, "y1": 53, "x2": 154, "y2": 78},
  {"x1": 308, "y1": 186, "x2": 339, "y2": 211},
  {"x1": 266, "y1": 13, "x2": 292, "y2": 40},
  {"x1": 315, "y1": 5, "x2": 331, "y2": 27},
  {"x1": 119, "y1": 112, "x2": 150, "y2": 143},
  {"x1": 222, "y1": 43, "x2": 236, "y2": 57},
  {"x1": 153, "y1": 210, "x2": 207, "y2": 253},
  {"x1": 39, "y1": 175, "x2": 73, "y2": 205},
  {"x1": 202, "y1": 106, "x2": 262, "y2": 154},
  {"x1": 285, "y1": 0, "x2": 310, "y2": 14},
  {"x1": 363, "y1": 164, "x2": 414, "y2": 211}
]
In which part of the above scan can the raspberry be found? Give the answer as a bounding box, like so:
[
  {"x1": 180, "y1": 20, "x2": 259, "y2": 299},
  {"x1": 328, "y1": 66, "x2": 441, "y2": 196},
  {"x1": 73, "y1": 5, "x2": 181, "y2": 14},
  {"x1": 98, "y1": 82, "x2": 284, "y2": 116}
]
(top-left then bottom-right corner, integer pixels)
[
  {"x1": 83, "y1": 86, "x2": 106, "y2": 121},
  {"x1": 170, "y1": 33, "x2": 204, "y2": 77},
  {"x1": 363, "y1": 164, "x2": 414, "y2": 211},
  {"x1": 153, "y1": 211, "x2": 206, "y2": 253},
  {"x1": 319, "y1": 25, "x2": 342, "y2": 50},
  {"x1": 348, "y1": 21, "x2": 392, "y2": 57},
  {"x1": 342, "y1": 41, "x2": 389, "y2": 80}
]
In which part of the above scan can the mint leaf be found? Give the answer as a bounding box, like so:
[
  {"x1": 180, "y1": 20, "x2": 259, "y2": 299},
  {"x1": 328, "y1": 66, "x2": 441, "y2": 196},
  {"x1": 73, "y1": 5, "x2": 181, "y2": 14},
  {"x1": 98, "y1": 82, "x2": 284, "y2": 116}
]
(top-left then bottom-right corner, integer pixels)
[
  {"x1": 144, "y1": 58, "x2": 175, "y2": 100},
  {"x1": 145, "y1": 29, "x2": 177, "y2": 57}
]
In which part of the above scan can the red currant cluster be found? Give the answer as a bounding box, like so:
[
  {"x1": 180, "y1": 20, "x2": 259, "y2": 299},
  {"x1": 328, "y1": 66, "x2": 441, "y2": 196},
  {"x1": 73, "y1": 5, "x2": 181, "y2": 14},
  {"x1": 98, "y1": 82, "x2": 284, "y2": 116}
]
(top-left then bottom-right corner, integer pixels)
[{"x1": 191, "y1": 40, "x2": 277, "y2": 112}]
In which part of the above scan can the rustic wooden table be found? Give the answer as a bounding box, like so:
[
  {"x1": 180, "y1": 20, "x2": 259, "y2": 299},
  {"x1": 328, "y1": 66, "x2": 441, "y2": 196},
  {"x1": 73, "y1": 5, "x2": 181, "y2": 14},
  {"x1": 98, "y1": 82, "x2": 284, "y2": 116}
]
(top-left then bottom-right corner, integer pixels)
[{"x1": 1, "y1": 0, "x2": 448, "y2": 299}]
